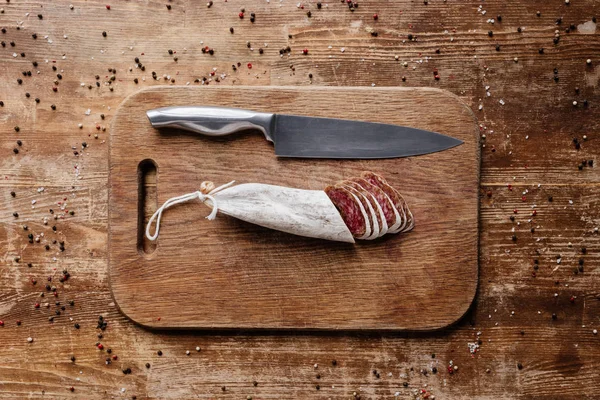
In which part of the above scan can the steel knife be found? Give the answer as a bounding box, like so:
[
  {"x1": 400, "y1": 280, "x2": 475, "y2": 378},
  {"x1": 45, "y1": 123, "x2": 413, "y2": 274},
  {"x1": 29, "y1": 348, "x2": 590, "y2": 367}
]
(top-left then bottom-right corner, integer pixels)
[{"x1": 146, "y1": 106, "x2": 463, "y2": 159}]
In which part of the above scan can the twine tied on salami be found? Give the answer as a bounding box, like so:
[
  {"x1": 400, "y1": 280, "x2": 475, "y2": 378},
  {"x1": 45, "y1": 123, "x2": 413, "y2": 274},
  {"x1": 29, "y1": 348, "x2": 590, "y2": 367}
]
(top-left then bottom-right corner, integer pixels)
[
  {"x1": 145, "y1": 171, "x2": 413, "y2": 244},
  {"x1": 146, "y1": 180, "x2": 236, "y2": 241}
]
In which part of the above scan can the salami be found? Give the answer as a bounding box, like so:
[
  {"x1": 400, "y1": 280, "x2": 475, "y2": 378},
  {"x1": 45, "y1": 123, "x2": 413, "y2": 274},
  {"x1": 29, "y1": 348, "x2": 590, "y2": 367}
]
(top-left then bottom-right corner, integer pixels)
[
  {"x1": 324, "y1": 185, "x2": 370, "y2": 239},
  {"x1": 146, "y1": 172, "x2": 413, "y2": 244},
  {"x1": 361, "y1": 171, "x2": 414, "y2": 232},
  {"x1": 343, "y1": 180, "x2": 387, "y2": 238}
]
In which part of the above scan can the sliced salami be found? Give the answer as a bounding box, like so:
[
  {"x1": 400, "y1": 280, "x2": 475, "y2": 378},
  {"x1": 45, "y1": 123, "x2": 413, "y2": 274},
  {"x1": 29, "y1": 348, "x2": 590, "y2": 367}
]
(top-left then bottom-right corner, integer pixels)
[
  {"x1": 361, "y1": 171, "x2": 414, "y2": 233},
  {"x1": 343, "y1": 180, "x2": 388, "y2": 238},
  {"x1": 347, "y1": 177, "x2": 399, "y2": 234},
  {"x1": 342, "y1": 183, "x2": 382, "y2": 239},
  {"x1": 324, "y1": 185, "x2": 371, "y2": 239},
  {"x1": 341, "y1": 185, "x2": 377, "y2": 240}
]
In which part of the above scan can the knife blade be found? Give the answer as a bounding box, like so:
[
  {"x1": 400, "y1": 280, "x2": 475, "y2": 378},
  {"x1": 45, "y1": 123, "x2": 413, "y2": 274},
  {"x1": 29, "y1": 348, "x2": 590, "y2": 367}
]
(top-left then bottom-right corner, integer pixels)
[{"x1": 146, "y1": 106, "x2": 463, "y2": 159}]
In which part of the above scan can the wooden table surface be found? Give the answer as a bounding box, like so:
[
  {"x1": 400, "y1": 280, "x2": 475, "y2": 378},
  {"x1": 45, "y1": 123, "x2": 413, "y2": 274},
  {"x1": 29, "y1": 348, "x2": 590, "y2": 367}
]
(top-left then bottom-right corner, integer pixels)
[{"x1": 0, "y1": 1, "x2": 598, "y2": 399}]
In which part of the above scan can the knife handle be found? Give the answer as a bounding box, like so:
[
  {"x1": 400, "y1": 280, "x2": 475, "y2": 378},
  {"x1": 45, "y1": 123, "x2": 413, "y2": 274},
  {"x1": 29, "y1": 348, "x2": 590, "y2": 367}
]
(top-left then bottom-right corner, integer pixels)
[{"x1": 146, "y1": 106, "x2": 276, "y2": 142}]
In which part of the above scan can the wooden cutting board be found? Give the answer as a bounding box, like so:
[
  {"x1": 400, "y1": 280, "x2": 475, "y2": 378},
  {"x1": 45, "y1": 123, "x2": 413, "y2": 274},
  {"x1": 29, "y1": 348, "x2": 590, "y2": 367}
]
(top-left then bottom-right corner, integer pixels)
[{"x1": 108, "y1": 86, "x2": 479, "y2": 331}]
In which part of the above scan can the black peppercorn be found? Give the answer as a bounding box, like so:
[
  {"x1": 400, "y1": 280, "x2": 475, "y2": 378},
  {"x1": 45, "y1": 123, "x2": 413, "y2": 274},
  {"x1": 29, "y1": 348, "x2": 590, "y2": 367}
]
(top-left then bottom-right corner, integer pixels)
[
  {"x1": 496, "y1": 45, "x2": 501, "y2": 51},
  {"x1": 17, "y1": 78, "x2": 22, "y2": 84},
  {"x1": 157, "y1": 350, "x2": 163, "y2": 356},
  {"x1": 230, "y1": 27, "x2": 234, "y2": 33},
  {"x1": 74, "y1": 323, "x2": 80, "y2": 329},
  {"x1": 38, "y1": 14, "x2": 43, "y2": 19},
  {"x1": 317, "y1": 2, "x2": 322, "y2": 8},
  {"x1": 488, "y1": 31, "x2": 493, "y2": 37},
  {"x1": 552, "y1": 313, "x2": 557, "y2": 320},
  {"x1": 539, "y1": 48, "x2": 544, "y2": 54},
  {"x1": 517, "y1": 27, "x2": 522, "y2": 33},
  {"x1": 497, "y1": 15, "x2": 502, "y2": 22},
  {"x1": 259, "y1": 48, "x2": 263, "y2": 54},
  {"x1": 166, "y1": 4, "x2": 171, "y2": 9},
  {"x1": 517, "y1": 362, "x2": 523, "y2": 370},
  {"x1": 102, "y1": 31, "x2": 107, "y2": 37}
]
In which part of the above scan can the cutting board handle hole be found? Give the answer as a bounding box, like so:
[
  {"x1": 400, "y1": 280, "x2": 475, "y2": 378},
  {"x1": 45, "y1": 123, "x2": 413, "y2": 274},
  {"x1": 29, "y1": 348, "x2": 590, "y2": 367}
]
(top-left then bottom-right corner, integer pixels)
[{"x1": 137, "y1": 159, "x2": 158, "y2": 256}]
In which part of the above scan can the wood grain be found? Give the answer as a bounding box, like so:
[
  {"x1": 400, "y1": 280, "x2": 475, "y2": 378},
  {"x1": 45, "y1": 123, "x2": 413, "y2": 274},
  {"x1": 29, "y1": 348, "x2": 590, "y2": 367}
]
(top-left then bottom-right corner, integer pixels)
[
  {"x1": 108, "y1": 86, "x2": 480, "y2": 330},
  {"x1": 0, "y1": 0, "x2": 599, "y2": 398}
]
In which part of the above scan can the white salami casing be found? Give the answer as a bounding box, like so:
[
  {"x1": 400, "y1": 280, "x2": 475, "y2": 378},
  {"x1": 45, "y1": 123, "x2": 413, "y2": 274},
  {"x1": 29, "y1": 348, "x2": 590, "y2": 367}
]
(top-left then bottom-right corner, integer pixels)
[{"x1": 204, "y1": 183, "x2": 356, "y2": 243}]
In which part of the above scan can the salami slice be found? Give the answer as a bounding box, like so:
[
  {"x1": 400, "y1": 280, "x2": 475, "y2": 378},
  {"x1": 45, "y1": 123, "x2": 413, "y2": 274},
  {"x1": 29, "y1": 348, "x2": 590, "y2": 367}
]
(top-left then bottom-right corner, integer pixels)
[
  {"x1": 343, "y1": 180, "x2": 388, "y2": 238},
  {"x1": 324, "y1": 185, "x2": 370, "y2": 239},
  {"x1": 361, "y1": 171, "x2": 414, "y2": 233},
  {"x1": 347, "y1": 177, "x2": 399, "y2": 234},
  {"x1": 342, "y1": 185, "x2": 377, "y2": 239},
  {"x1": 342, "y1": 183, "x2": 381, "y2": 239}
]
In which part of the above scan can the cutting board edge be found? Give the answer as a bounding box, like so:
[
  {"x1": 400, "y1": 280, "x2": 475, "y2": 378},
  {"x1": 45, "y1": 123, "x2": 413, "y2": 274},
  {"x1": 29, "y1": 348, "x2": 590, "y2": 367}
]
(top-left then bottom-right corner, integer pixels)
[
  {"x1": 108, "y1": 277, "x2": 479, "y2": 332},
  {"x1": 107, "y1": 85, "x2": 481, "y2": 332}
]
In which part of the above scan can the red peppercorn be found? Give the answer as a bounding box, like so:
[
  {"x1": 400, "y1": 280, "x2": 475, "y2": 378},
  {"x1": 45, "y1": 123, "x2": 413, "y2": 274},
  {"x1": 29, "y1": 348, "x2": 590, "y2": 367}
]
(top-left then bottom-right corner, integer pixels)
[
  {"x1": 513, "y1": 209, "x2": 518, "y2": 214},
  {"x1": 69, "y1": 387, "x2": 75, "y2": 392},
  {"x1": 570, "y1": 296, "x2": 575, "y2": 303},
  {"x1": 532, "y1": 210, "x2": 537, "y2": 216},
  {"x1": 112, "y1": 355, "x2": 118, "y2": 360},
  {"x1": 507, "y1": 184, "x2": 512, "y2": 190},
  {"x1": 247, "y1": 63, "x2": 252, "y2": 69},
  {"x1": 521, "y1": 196, "x2": 526, "y2": 201},
  {"x1": 434, "y1": 74, "x2": 440, "y2": 80},
  {"x1": 373, "y1": 13, "x2": 378, "y2": 20},
  {"x1": 487, "y1": 190, "x2": 492, "y2": 197},
  {"x1": 53, "y1": 87, "x2": 58, "y2": 92},
  {"x1": 0, "y1": 320, "x2": 4, "y2": 326},
  {"x1": 239, "y1": 12, "x2": 244, "y2": 18},
  {"x1": 35, "y1": 303, "x2": 40, "y2": 308},
  {"x1": 105, "y1": 4, "x2": 110, "y2": 9},
  {"x1": 302, "y1": 48, "x2": 309, "y2": 55},
  {"x1": 97, "y1": 343, "x2": 104, "y2": 350}
]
